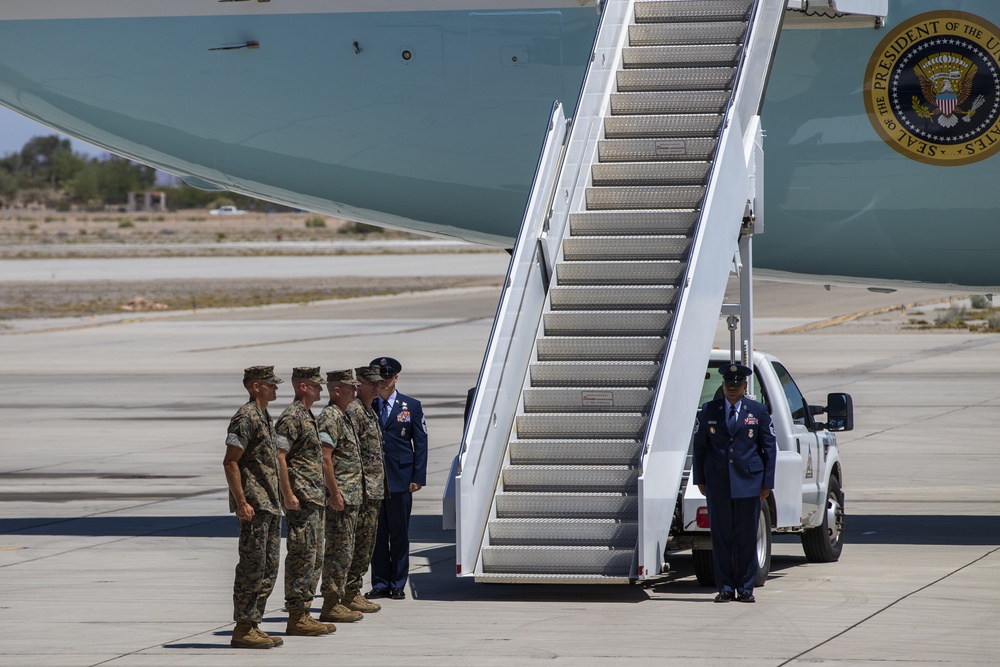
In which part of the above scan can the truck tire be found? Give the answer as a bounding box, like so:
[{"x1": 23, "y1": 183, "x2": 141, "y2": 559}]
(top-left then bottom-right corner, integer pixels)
[
  {"x1": 755, "y1": 503, "x2": 772, "y2": 587},
  {"x1": 692, "y1": 548, "x2": 715, "y2": 587},
  {"x1": 801, "y1": 475, "x2": 845, "y2": 563}
]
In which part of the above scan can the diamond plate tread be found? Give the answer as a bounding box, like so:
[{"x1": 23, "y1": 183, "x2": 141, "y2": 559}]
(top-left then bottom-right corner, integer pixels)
[
  {"x1": 616, "y1": 67, "x2": 735, "y2": 93},
  {"x1": 628, "y1": 21, "x2": 747, "y2": 47},
  {"x1": 562, "y1": 235, "x2": 691, "y2": 261},
  {"x1": 603, "y1": 114, "x2": 723, "y2": 139},
  {"x1": 591, "y1": 161, "x2": 710, "y2": 187},
  {"x1": 528, "y1": 362, "x2": 659, "y2": 388},
  {"x1": 634, "y1": 0, "x2": 753, "y2": 23},
  {"x1": 508, "y1": 439, "x2": 643, "y2": 465},
  {"x1": 522, "y1": 387, "x2": 655, "y2": 413},
  {"x1": 586, "y1": 185, "x2": 706, "y2": 210},
  {"x1": 496, "y1": 491, "x2": 639, "y2": 518},
  {"x1": 622, "y1": 44, "x2": 741, "y2": 68},
  {"x1": 556, "y1": 260, "x2": 685, "y2": 285},
  {"x1": 536, "y1": 336, "x2": 667, "y2": 361},
  {"x1": 488, "y1": 518, "x2": 638, "y2": 547},
  {"x1": 474, "y1": 573, "x2": 633, "y2": 584},
  {"x1": 502, "y1": 465, "x2": 640, "y2": 491},
  {"x1": 548, "y1": 285, "x2": 679, "y2": 310},
  {"x1": 543, "y1": 310, "x2": 673, "y2": 335},
  {"x1": 611, "y1": 90, "x2": 729, "y2": 115},
  {"x1": 480, "y1": 545, "x2": 634, "y2": 575},
  {"x1": 569, "y1": 209, "x2": 697, "y2": 236},
  {"x1": 598, "y1": 137, "x2": 719, "y2": 161},
  {"x1": 516, "y1": 412, "x2": 649, "y2": 439}
]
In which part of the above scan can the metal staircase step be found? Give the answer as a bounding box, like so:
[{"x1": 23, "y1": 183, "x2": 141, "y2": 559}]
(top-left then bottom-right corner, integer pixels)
[
  {"x1": 598, "y1": 137, "x2": 719, "y2": 161},
  {"x1": 634, "y1": 0, "x2": 752, "y2": 23},
  {"x1": 496, "y1": 491, "x2": 639, "y2": 518},
  {"x1": 488, "y1": 518, "x2": 638, "y2": 547},
  {"x1": 480, "y1": 545, "x2": 634, "y2": 576},
  {"x1": 591, "y1": 161, "x2": 710, "y2": 186},
  {"x1": 501, "y1": 465, "x2": 640, "y2": 491},
  {"x1": 543, "y1": 310, "x2": 673, "y2": 335},
  {"x1": 474, "y1": 572, "x2": 632, "y2": 584},
  {"x1": 556, "y1": 259, "x2": 685, "y2": 285},
  {"x1": 570, "y1": 209, "x2": 698, "y2": 236},
  {"x1": 517, "y1": 412, "x2": 650, "y2": 438},
  {"x1": 523, "y1": 387, "x2": 655, "y2": 413},
  {"x1": 549, "y1": 285, "x2": 679, "y2": 310},
  {"x1": 586, "y1": 185, "x2": 705, "y2": 210},
  {"x1": 629, "y1": 21, "x2": 747, "y2": 47},
  {"x1": 508, "y1": 439, "x2": 642, "y2": 465},
  {"x1": 611, "y1": 90, "x2": 729, "y2": 115},
  {"x1": 617, "y1": 67, "x2": 735, "y2": 93},
  {"x1": 604, "y1": 114, "x2": 723, "y2": 139},
  {"x1": 622, "y1": 44, "x2": 741, "y2": 68},
  {"x1": 536, "y1": 336, "x2": 667, "y2": 361},
  {"x1": 563, "y1": 235, "x2": 690, "y2": 261},
  {"x1": 529, "y1": 361, "x2": 659, "y2": 387}
]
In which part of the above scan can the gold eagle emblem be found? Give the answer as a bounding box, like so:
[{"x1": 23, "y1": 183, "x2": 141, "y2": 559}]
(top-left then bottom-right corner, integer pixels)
[{"x1": 912, "y1": 52, "x2": 985, "y2": 127}]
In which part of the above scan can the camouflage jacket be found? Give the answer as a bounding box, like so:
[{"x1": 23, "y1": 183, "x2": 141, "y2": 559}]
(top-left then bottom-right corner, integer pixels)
[
  {"x1": 317, "y1": 402, "x2": 363, "y2": 506},
  {"x1": 274, "y1": 400, "x2": 326, "y2": 507},
  {"x1": 347, "y1": 399, "x2": 388, "y2": 500},
  {"x1": 226, "y1": 400, "x2": 281, "y2": 515}
]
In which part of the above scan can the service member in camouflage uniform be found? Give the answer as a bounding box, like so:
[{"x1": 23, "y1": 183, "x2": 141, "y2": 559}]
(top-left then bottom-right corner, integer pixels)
[
  {"x1": 343, "y1": 364, "x2": 389, "y2": 614},
  {"x1": 316, "y1": 369, "x2": 365, "y2": 624},
  {"x1": 223, "y1": 365, "x2": 285, "y2": 649},
  {"x1": 274, "y1": 367, "x2": 333, "y2": 637}
]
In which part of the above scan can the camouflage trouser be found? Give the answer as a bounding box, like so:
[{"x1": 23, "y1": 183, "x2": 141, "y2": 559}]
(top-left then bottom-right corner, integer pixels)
[
  {"x1": 345, "y1": 497, "x2": 382, "y2": 599},
  {"x1": 320, "y1": 503, "x2": 359, "y2": 602},
  {"x1": 283, "y1": 502, "x2": 325, "y2": 611},
  {"x1": 233, "y1": 511, "x2": 281, "y2": 624}
]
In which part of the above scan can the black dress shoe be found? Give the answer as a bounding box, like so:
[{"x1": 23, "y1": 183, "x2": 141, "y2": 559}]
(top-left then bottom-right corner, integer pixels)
[
  {"x1": 364, "y1": 588, "x2": 388, "y2": 599},
  {"x1": 736, "y1": 591, "x2": 756, "y2": 603},
  {"x1": 713, "y1": 591, "x2": 734, "y2": 603},
  {"x1": 389, "y1": 588, "x2": 406, "y2": 600}
]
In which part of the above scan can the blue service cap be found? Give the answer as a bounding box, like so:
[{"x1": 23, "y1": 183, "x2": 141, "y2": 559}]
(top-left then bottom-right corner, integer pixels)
[
  {"x1": 370, "y1": 356, "x2": 402, "y2": 378},
  {"x1": 719, "y1": 363, "x2": 752, "y2": 383}
]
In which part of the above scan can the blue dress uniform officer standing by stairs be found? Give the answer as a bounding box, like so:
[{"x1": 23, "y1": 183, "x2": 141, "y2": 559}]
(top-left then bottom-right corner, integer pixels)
[
  {"x1": 366, "y1": 357, "x2": 427, "y2": 600},
  {"x1": 693, "y1": 364, "x2": 776, "y2": 603}
]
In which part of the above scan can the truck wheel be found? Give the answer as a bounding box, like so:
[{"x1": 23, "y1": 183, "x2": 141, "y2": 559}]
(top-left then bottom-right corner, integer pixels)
[
  {"x1": 801, "y1": 475, "x2": 845, "y2": 563},
  {"x1": 755, "y1": 503, "x2": 772, "y2": 587},
  {"x1": 692, "y1": 548, "x2": 715, "y2": 587}
]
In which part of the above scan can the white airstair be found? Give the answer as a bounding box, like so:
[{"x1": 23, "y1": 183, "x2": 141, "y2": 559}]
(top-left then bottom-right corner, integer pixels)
[{"x1": 454, "y1": 0, "x2": 784, "y2": 583}]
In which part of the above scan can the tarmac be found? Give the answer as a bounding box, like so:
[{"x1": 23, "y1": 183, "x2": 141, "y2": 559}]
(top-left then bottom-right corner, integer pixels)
[{"x1": 1, "y1": 254, "x2": 998, "y2": 666}]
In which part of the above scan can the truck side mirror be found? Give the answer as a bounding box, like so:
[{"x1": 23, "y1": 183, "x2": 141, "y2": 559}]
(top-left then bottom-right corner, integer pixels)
[{"x1": 825, "y1": 393, "x2": 854, "y2": 431}]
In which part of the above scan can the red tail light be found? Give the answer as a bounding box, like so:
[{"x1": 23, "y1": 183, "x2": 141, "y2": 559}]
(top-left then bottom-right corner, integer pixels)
[{"x1": 696, "y1": 506, "x2": 710, "y2": 528}]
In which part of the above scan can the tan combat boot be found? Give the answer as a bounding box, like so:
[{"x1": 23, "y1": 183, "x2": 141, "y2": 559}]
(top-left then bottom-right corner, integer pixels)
[
  {"x1": 255, "y1": 626, "x2": 283, "y2": 646},
  {"x1": 345, "y1": 592, "x2": 381, "y2": 613},
  {"x1": 287, "y1": 609, "x2": 332, "y2": 636},
  {"x1": 231, "y1": 622, "x2": 273, "y2": 649},
  {"x1": 319, "y1": 597, "x2": 364, "y2": 623}
]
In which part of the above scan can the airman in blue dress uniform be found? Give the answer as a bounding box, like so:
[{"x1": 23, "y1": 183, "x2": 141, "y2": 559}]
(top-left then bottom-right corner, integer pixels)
[{"x1": 692, "y1": 363, "x2": 776, "y2": 603}]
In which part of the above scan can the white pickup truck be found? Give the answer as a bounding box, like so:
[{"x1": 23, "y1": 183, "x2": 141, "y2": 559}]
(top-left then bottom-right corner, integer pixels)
[{"x1": 671, "y1": 350, "x2": 853, "y2": 587}]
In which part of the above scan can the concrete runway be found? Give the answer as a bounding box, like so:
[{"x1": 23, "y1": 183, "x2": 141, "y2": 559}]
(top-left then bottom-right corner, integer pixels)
[{"x1": 1, "y1": 265, "x2": 998, "y2": 666}]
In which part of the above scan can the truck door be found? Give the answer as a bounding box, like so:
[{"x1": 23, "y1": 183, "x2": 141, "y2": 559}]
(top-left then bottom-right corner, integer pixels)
[{"x1": 771, "y1": 362, "x2": 822, "y2": 522}]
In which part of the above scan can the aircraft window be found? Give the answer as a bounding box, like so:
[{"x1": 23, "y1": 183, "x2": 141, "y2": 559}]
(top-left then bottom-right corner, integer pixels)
[{"x1": 772, "y1": 361, "x2": 808, "y2": 426}]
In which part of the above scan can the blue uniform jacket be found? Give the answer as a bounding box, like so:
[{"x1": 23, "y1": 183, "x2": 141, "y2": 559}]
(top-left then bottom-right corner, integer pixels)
[
  {"x1": 693, "y1": 397, "x2": 777, "y2": 499},
  {"x1": 378, "y1": 392, "x2": 428, "y2": 494}
]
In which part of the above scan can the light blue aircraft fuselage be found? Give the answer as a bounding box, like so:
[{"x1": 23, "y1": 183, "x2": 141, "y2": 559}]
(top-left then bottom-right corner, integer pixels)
[{"x1": 0, "y1": 1, "x2": 997, "y2": 289}]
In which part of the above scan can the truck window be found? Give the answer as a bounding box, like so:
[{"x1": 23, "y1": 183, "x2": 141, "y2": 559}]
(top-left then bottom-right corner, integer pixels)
[
  {"x1": 771, "y1": 361, "x2": 808, "y2": 426},
  {"x1": 698, "y1": 363, "x2": 772, "y2": 414}
]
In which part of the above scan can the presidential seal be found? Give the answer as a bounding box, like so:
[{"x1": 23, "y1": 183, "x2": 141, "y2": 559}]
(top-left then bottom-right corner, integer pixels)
[{"x1": 864, "y1": 11, "x2": 1000, "y2": 166}]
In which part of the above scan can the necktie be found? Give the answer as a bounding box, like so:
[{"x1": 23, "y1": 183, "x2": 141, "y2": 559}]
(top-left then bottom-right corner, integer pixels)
[
  {"x1": 728, "y1": 405, "x2": 737, "y2": 433},
  {"x1": 380, "y1": 399, "x2": 390, "y2": 427}
]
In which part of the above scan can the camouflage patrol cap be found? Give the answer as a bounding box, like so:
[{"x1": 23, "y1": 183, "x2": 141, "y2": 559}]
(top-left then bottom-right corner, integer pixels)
[
  {"x1": 243, "y1": 365, "x2": 283, "y2": 384},
  {"x1": 326, "y1": 369, "x2": 360, "y2": 386},
  {"x1": 355, "y1": 365, "x2": 383, "y2": 382},
  {"x1": 291, "y1": 366, "x2": 324, "y2": 384}
]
